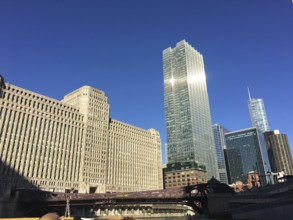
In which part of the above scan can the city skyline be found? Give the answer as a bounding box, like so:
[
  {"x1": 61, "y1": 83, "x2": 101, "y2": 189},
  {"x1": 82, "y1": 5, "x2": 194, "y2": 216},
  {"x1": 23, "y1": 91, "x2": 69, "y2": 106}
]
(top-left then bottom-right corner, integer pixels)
[{"x1": 1, "y1": 0, "x2": 292, "y2": 163}]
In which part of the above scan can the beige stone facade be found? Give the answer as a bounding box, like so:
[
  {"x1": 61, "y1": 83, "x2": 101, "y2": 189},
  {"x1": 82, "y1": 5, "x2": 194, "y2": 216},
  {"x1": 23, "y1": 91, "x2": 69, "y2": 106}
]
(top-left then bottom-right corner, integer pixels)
[
  {"x1": 0, "y1": 84, "x2": 84, "y2": 192},
  {"x1": 0, "y1": 84, "x2": 163, "y2": 193},
  {"x1": 62, "y1": 86, "x2": 110, "y2": 193},
  {"x1": 107, "y1": 119, "x2": 163, "y2": 192}
]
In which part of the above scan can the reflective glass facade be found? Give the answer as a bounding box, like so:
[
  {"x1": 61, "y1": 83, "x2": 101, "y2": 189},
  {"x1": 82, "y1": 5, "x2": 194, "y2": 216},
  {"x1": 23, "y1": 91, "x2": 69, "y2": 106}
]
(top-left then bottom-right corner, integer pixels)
[
  {"x1": 163, "y1": 40, "x2": 218, "y2": 179},
  {"x1": 225, "y1": 128, "x2": 271, "y2": 186},
  {"x1": 248, "y1": 98, "x2": 269, "y2": 133},
  {"x1": 213, "y1": 124, "x2": 229, "y2": 184}
]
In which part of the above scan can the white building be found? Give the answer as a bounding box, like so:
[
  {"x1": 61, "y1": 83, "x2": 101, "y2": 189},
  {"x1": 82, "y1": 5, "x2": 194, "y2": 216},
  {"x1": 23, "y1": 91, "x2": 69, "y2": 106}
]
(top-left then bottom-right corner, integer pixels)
[{"x1": 0, "y1": 83, "x2": 163, "y2": 193}]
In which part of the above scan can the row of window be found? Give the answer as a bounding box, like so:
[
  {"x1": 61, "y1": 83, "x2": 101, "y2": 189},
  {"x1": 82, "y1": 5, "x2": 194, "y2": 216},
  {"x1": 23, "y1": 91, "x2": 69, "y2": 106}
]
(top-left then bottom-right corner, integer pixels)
[
  {"x1": 2, "y1": 102, "x2": 84, "y2": 126},
  {"x1": 6, "y1": 85, "x2": 78, "y2": 113},
  {"x1": 0, "y1": 107, "x2": 83, "y2": 181}
]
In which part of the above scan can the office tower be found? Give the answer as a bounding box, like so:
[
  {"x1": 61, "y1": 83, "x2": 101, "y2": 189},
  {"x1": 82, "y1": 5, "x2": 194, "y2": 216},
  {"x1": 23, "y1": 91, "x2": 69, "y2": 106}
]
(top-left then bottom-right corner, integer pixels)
[
  {"x1": 63, "y1": 86, "x2": 110, "y2": 193},
  {"x1": 264, "y1": 130, "x2": 293, "y2": 176},
  {"x1": 0, "y1": 83, "x2": 163, "y2": 193},
  {"x1": 163, "y1": 40, "x2": 218, "y2": 179},
  {"x1": 225, "y1": 128, "x2": 271, "y2": 186},
  {"x1": 247, "y1": 88, "x2": 270, "y2": 133},
  {"x1": 213, "y1": 124, "x2": 229, "y2": 184}
]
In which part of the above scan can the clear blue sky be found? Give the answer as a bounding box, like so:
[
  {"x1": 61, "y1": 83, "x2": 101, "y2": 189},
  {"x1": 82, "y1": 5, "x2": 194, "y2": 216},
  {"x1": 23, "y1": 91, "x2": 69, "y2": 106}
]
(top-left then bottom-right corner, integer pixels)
[{"x1": 1, "y1": 0, "x2": 292, "y2": 163}]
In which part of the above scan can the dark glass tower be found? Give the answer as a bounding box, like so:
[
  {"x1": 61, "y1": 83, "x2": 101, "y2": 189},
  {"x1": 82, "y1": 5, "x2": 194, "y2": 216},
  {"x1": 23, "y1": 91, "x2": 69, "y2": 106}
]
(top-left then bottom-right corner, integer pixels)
[
  {"x1": 225, "y1": 128, "x2": 271, "y2": 186},
  {"x1": 163, "y1": 40, "x2": 218, "y2": 179}
]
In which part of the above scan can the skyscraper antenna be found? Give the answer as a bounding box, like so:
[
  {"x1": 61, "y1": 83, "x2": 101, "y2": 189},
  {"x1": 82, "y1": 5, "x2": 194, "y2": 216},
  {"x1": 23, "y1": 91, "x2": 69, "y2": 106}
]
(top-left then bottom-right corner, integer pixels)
[{"x1": 247, "y1": 86, "x2": 252, "y2": 100}]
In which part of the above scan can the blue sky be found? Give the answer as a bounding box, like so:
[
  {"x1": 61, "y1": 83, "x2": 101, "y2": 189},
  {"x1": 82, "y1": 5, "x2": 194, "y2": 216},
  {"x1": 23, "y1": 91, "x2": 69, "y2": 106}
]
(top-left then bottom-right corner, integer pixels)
[{"x1": 1, "y1": 0, "x2": 292, "y2": 163}]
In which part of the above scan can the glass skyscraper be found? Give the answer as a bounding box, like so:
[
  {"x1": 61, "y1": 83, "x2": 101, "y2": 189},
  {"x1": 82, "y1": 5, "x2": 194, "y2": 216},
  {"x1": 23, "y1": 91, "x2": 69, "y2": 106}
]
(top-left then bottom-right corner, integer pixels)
[
  {"x1": 213, "y1": 124, "x2": 229, "y2": 184},
  {"x1": 247, "y1": 89, "x2": 270, "y2": 133},
  {"x1": 163, "y1": 40, "x2": 218, "y2": 179},
  {"x1": 225, "y1": 128, "x2": 271, "y2": 186}
]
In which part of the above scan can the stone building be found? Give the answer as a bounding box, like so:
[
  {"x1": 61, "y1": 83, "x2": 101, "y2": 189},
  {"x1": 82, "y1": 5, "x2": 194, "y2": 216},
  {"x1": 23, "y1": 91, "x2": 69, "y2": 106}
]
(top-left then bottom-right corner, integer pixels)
[
  {"x1": 163, "y1": 161, "x2": 208, "y2": 189},
  {"x1": 0, "y1": 83, "x2": 163, "y2": 193},
  {"x1": 107, "y1": 120, "x2": 163, "y2": 192},
  {"x1": 62, "y1": 86, "x2": 110, "y2": 193},
  {"x1": 0, "y1": 84, "x2": 84, "y2": 192},
  {"x1": 264, "y1": 130, "x2": 293, "y2": 176}
]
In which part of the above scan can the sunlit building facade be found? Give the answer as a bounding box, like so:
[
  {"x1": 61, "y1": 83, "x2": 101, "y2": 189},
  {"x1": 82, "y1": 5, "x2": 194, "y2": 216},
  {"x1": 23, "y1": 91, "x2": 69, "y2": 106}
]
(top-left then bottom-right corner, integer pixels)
[
  {"x1": 62, "y1": 86, "x2": 110, "y2": 193},
  {"x1": 264, "y1": 130, "x2": 293, "y2": 176},
  {"x1": 163, "y1": 40, "x2": 218, "y2": 179},
  {"x1": 0, "y1": 84, "x2": 84, "y2": 192},
  {"x1": 107, "y1": 120, "x2": 163, "y2": 192},
  {"x1": 248, "y1": 97, "x2": 270, "y2": 134},
  {"x1": 0, "y1": 83, "x2": 163, "y2": 193}
]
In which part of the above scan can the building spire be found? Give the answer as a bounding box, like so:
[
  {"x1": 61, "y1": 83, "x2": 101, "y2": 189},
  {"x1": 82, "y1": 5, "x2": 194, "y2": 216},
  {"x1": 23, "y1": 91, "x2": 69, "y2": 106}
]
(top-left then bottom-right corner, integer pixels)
[{"x1": 247, "y1": 86, "x2": 252, "y2": 100}]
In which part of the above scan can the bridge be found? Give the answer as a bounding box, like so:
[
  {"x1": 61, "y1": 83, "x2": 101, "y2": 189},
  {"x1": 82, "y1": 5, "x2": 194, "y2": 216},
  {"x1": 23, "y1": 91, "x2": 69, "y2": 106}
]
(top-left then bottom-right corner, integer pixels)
[
  {"x1": 3, "y1": 178, "x2": 293, "y2": 219},
  {"x1": 10, "y1": 179, "x2": 234, "y2": 218}
]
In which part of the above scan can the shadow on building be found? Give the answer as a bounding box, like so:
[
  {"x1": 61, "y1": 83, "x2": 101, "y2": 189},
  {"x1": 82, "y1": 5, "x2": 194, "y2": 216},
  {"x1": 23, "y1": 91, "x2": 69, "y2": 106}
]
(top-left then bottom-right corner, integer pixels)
[
  {"x1": 0, "y1": 160, "x2": 52, "y2": 217},
  {"x1": 0, "y1": 75, "x2": 63, "y2": 217}
]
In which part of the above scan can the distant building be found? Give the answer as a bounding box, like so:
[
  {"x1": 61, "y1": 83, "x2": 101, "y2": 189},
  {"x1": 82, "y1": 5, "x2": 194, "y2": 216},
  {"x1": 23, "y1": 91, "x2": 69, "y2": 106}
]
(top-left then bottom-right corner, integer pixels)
[
  {"x1": 163, "y1": 161, "x2": 208, "y2": 189},
  {"x1": 0, "y1": 83, "x2": 163, "y2": 193},
  {"x1": 246, "y1": 171, "x2": 261, "y2": 189},
  {"x1": 163, "y1": 40, "x2": 218, "y2": 179},
  {"x1": 229, "y1": 172, "x2": 260, "y2": 192},
  {"x1": 264, "y1": 130, "x2": 293, "y2": 176},
  {"x1": 247, "y1": 88, "x2": 270, "y2": 134},
  {"x1": 161, "y1": 164, "x2": 167, "y2": 188},
  {"x1": 230, "y1": 181, "x2": 245, "y2": 193},
  {"x1": 0, "y1": 74, "x2": 5, "y2": 98},
  {"x1": 213, "y1": 124, "x2": 229, "y2": 184},
  {"x1": 225, "y1": 128, "x2": 271, "y2": 186}
]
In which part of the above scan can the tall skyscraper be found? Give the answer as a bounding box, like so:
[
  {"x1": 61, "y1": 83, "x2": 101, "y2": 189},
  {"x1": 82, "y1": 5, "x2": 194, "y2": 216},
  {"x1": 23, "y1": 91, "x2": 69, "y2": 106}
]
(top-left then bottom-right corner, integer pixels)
[
  {"x1": 247, "y1": 88, "x2": 270, "y2": 133},
  {"x1": 163, "y1": 40, "x2": 218, "y2": 179},
  {"x1": 213, "y1": 124, "x2": 229, "y2": 184},
  {"x1": 264, "y1": 130, "x2": 293, "y2": 176},
  {"x1": 225, "y1": 128, "x2": 271, "y2": 186},
  {"x1": 63, "y1": 86, "x2": 110, "y2": 192}
]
